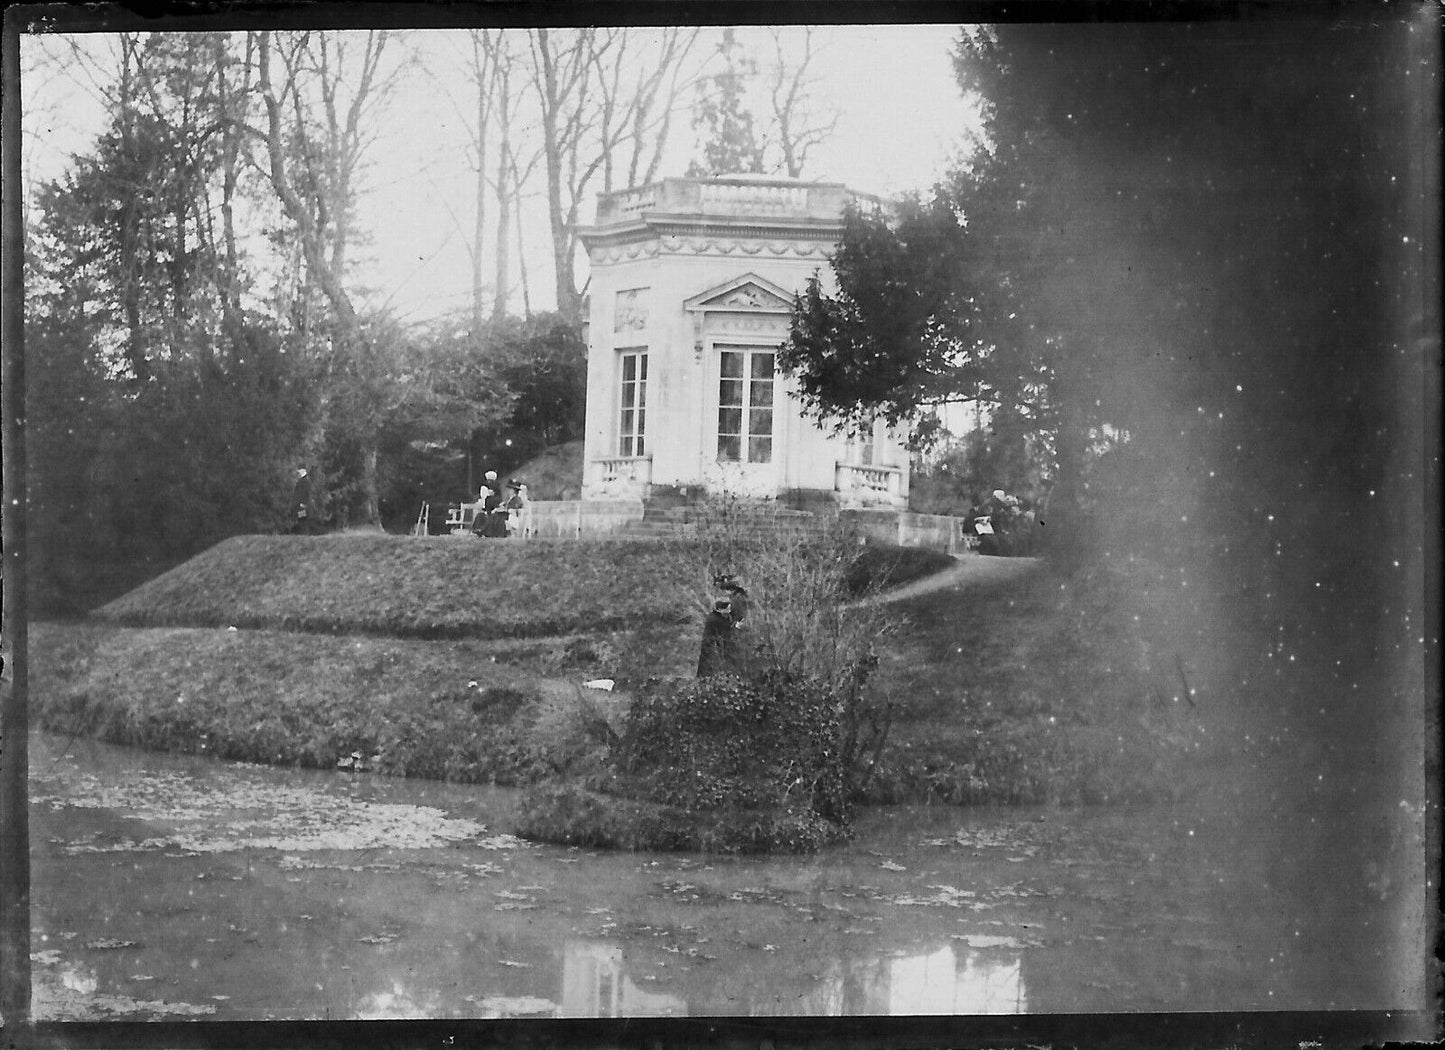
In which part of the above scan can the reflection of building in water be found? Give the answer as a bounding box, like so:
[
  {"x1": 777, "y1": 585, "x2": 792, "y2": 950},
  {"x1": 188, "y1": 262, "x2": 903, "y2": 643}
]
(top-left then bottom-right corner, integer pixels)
[
  {"x1": 766, "y1": 944, "x2": 1026, "y2": 1015},
  {"x1": 561, "y1": 940, "x2": 687, "y2": 1018},
  {"x1": 888, "y1": 944, "x2": 1026, "y2": 1015}
]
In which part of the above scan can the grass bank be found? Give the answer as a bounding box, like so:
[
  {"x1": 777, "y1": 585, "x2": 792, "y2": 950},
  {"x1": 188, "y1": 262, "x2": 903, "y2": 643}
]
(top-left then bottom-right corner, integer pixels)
[
  {"x1": 95, "y1": 534, "x2": 950, "y2": 640},
  {"x1": 873, "y1": 559, "x2": 1209, "y2": 805},
  {"x1": 29, "y1": 624, "x2": 576, "y2": 784},
  {"x1": 95, "y1": 534, "x2": 700, "y2": 639},
  {"x1": 32, "y1": 534, "x2": 1205, "y2": 831}
]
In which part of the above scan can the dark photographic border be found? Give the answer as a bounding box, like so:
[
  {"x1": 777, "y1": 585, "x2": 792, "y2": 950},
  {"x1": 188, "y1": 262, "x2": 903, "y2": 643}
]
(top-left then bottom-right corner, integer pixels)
[{"x1": 2, "y1": 1, "x2": 1438, "y2": 1047}]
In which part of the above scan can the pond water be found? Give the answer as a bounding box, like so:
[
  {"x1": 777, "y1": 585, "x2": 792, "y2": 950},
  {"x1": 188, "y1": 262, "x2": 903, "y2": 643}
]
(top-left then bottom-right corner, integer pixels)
[{"x1": 27, "y1": 730, "x2": 1422, "y2": 1021}]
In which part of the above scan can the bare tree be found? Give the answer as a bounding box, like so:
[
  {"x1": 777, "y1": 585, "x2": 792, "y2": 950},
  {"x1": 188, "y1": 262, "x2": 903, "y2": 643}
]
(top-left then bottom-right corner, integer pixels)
[
  {"x1": 213, "y1": 32, "x2": 255, "y2": 340},
  {"x1": 524, "y1": 27, "x2": 701, "y2": 320},
  {"x1": 524, "y1": 27, "x2": 598, "y2": 321},
  {"x1": 764, "y1": 27, "x2": 839, "y2": 178},
  {"x1": 457, "y1": 29, "x2": 499, "y2": 333},
  {"x1": 594, "y1": 27, "x2": 703, "y2": 191},
  {"x1": 490, "y1": 33, "x2": 544, "y2": 323},
  {"x1": 247, "y1": 29, "x2": 401, "y2": 523}
]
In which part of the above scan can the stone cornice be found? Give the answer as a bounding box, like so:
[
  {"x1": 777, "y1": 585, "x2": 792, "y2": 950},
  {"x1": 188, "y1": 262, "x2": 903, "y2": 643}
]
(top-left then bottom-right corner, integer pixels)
[
  {"x1": 579, "y1": 212, "x2": 843, "y2": 253},
  {"x1": 588, "y1": 234, "x2": 835, "y2": 266}
]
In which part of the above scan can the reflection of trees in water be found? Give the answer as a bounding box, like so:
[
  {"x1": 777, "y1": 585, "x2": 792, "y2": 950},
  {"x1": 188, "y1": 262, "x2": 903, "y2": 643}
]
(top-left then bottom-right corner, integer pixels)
[
  {"x1": 31, "y1": 956, "x2": 220, "y2": 1021},
  {"x1": 356, "y1": 980, "x2": 444, "y2": 1019}
]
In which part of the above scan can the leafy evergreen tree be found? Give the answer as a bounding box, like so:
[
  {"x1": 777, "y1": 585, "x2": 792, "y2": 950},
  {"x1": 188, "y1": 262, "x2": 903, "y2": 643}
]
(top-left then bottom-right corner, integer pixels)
[
  {"x1": 783, "y1": 21, "x2": 1422, "y2": 563},
  {"x1": 467, "y1": 314, "x2": 589, "y2": 480},
  {"x1": 687, "y1": 29, "x2": 765, "y2": 176},
  {"x1": 24, "y1": 34, "x2": 316, "y2": 609}
]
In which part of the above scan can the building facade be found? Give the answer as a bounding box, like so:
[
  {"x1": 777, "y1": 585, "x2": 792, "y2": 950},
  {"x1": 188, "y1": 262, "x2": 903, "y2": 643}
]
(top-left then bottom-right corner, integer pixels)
[{"x1": 577, "y1": 176, "x2": 910, "y2": 509}]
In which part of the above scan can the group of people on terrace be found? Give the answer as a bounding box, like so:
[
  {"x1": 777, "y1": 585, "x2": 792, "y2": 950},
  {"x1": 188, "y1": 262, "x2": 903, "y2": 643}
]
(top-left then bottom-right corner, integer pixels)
[{"x1": 460, "y1": 470, "x2": 530, "y2": 538}]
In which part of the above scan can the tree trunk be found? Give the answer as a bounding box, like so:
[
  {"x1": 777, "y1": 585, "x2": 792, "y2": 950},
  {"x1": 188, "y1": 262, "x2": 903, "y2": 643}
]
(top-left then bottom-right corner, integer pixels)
[
  {"x1": 360, "y1": 445, "x2": 380, "y2": 528},
  {"x1": 471, "y1": 55, "x2": 488, "y2": 333},
  {"x1": 541, "y1": 126, "x2": 579, "y2": 318},
  {"x1": 492, "y1": 146, "x2": 512, "y2": 322},
  {"x1": 515, "y1": 182, "x2": 533, "y2": 319},
  {"x1": 254, "y1": 31, "x2": 375, "y2": 525},
  {"x1": 472, "y1": 141, "x2": 486, "y2": 332},
  {"x1": 534, "y1": 29, "x2": 582, "y2": 322}
]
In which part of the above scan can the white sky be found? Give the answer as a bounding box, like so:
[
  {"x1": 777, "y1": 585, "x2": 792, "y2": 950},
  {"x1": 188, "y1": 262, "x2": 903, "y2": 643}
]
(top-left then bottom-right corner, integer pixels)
[{"x1": 22, "y1": 24, "x2": 978, "y2": 326}]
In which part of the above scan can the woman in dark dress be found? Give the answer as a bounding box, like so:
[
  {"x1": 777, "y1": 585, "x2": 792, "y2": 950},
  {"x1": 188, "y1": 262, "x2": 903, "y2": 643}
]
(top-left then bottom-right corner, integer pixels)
[{"x1": 697, "y1": 575, "x2": 749, "y2": 677}]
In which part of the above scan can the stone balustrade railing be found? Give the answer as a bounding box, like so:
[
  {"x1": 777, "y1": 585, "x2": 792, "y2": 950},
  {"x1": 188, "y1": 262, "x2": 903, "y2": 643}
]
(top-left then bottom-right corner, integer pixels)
[
  {"x1": 593, "y1": 455, "x2": 653, "y2": 487},
  {"x1": 593, "y1": 177, "x2": 869, "y2": 226},
  {"x1": 835, "y1": 462, "x2": 902, "y2": 502}
]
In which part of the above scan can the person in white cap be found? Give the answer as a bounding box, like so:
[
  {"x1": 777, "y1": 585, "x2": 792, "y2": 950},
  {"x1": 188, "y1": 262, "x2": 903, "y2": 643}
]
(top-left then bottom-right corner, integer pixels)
[
  {"x1": 472, "y1": 470, "x2": 505, "y2": 536},
  {"x1": 476, "y1": 470, "x2": 508, "y2": 537},
  {"x1": 290, "y1": 468, "x2": 314, "y2": 534}
]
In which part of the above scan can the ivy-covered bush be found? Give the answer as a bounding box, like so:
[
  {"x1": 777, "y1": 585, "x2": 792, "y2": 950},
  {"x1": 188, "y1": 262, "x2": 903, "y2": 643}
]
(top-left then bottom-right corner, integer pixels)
[{"x1": 610, "y1": 670, "x2": 848, "y2": 822}]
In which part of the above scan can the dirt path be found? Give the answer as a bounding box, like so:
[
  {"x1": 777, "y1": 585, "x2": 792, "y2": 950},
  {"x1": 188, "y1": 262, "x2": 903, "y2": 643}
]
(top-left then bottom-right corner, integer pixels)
[{"x1": 866, "y1": 555, "x2": 1042, "y2": 606}]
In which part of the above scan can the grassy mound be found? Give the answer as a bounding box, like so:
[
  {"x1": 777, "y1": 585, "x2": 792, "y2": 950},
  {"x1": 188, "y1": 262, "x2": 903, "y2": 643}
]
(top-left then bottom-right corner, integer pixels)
[
  {"x1": 34, "y1": 537, "x2": 1207, "y2": 827},
  {"x1": 871, "y1": 559, "x2": 1208, "y2": 805},
  {"x1": 28, "y1": 623, "x2": 592, "y2": 785},
  {"x1": 95, "y1": 533, "x2": 952, "y2": 640},
  {"x1": 505, "y1": 440, "x2": 584, "y2": 500},
  {"x1": 95, "y1": 534, "x2": 701, "y2": 639}
]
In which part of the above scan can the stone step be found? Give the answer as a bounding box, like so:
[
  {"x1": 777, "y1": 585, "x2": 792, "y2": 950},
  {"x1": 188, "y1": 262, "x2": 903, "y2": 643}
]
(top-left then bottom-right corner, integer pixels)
[
  {"x1": 643, "y1": 504, "x2": 820, "y2": 526},
  {"x1": 616, "y1": 516, "x2": 835, "y2": 542}
]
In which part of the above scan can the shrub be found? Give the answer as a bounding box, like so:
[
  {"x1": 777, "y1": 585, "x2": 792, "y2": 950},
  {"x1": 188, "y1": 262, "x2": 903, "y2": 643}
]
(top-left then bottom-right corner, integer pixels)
[
  {"x1": 684, "y1": 501, "x2": 902, "y2": 799},
  {"x1": 526, "y1": 682, "x2": 625, "y2": 778},
  {"x1": 514, "y1": 504, "x2": 915, "y2": 852},
  {"x1": 612, "y1": 670, "x2": 848, "y2": 821}
]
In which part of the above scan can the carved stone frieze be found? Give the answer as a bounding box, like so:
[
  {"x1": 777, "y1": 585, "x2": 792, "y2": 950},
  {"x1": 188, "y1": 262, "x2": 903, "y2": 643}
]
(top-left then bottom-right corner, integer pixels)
[
  {"x1": 590, "y1": 234, "x2": 832, "y2": 264},
  {"x1": 614, "y1": 287, "x2": 649, "y2": 332},
  {"x1": 654, "y1": 236, "x2": 830, "y2": 259},
  {"x1": 592, "y1": 241, "x2": 660, "y2": 266},
  {"x1": 708, "y1": 312, "x2": 789, "y2": 334}
]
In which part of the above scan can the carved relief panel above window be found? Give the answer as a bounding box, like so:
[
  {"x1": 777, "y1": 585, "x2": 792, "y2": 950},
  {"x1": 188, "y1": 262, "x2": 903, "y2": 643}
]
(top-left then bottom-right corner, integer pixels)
[{"x1": 614, "y1": 287, "x2": 649, "y2": 333}]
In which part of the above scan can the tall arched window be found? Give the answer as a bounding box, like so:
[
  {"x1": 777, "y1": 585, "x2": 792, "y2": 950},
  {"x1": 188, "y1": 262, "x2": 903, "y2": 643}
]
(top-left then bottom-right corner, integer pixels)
[
  {"x1": 618, "y1": 349, "x2": 647, "y2": 456},
  {"x1": 717, "y1": 347, "x2": 774, "y2": 463}
]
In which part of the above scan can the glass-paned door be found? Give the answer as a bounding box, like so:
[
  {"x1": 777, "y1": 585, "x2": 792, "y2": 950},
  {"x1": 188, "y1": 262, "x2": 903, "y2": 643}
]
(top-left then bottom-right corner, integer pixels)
[
  {"x1": 848, "y1": 419, "x2": 876, "y2": 465},
  {"x1": 716, "y1": 348, "x2": 774, "y2": 463},
  {"x1": 618, "y1": 349, "x2": 647, "y2": 456}
]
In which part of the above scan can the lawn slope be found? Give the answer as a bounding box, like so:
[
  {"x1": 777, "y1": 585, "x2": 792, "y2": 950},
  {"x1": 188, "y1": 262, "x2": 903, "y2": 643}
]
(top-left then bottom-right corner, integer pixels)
[
  {"x1": 96, "y1": 534, "x2": 952, "y2": 640},
  {"x1": 96, "y1": 534, "x2": 702, "y2": 639},
  {"x1": 38, "y1": 536, "x2": 1204, "y2": 811},
  {"x1": 30, "y1": 624, "x2": 605, "y2": 785}
]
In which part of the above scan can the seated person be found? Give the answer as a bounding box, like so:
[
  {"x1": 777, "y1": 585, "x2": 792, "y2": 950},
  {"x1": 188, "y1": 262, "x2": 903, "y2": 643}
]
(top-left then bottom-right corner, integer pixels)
[
  {"x1": 479, "y1": 473, "x2": 508, "y2": 537},
  {"x1": 503, "y1": 480, "x2": 529, "y2": 537}
]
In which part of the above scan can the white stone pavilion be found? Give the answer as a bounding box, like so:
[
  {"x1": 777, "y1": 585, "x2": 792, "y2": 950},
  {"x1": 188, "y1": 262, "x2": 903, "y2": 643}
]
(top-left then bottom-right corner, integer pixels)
[{"x1": 577, "y1": 176, "x2": 911, "y2": 510}]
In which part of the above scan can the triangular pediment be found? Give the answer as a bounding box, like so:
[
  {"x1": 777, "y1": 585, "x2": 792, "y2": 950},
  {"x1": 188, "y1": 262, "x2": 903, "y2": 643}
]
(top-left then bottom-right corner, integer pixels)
[{"x1": 683, "y1": 273, "x2": 796, "y2": 313}]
